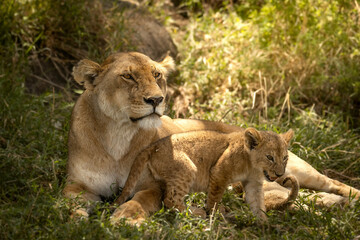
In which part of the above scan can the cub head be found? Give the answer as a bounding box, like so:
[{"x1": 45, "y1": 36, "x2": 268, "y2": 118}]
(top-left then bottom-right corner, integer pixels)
[
  {"x1": 72, "y1": 52, "x2": 175, "y2": 129},
  {"x1": 244, "y1": 128, "x2": 294, "y2": 182}
]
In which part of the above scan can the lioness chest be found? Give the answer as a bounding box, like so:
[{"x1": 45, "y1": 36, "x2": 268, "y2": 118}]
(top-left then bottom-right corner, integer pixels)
[
  {"x1": 89, "y1": 120, "x2": 139, "y2": 197},
  {"x1": 103, "y1": 120, "x2": 139, "y2": 161}
]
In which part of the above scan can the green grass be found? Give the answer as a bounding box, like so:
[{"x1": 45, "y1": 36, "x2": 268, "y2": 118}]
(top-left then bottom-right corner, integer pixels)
[{"x1": 1, "y1": 0, "x2": 360, "y2": 239}]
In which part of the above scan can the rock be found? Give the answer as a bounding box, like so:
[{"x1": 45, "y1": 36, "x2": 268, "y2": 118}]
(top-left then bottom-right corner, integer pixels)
[
  {"x1": 122, "y1": 7, "x2": 178, "y2": 61},
  {"x1": 25, "y1": 1, "x2": 177, "y2": 94}
]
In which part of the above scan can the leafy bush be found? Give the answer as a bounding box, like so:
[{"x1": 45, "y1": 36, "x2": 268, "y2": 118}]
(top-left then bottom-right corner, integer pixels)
[
  {"x1": 0, "y1": 0, "x2": 106, "y2": 58},
  {"x1": 173, "y1": 0, "x2": 360, "y2": 127}
]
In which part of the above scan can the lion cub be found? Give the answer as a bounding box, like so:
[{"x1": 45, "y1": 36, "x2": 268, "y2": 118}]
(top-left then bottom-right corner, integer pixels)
[{"x1": 115, "y1": 128, "x2": 294, "y2": 221}]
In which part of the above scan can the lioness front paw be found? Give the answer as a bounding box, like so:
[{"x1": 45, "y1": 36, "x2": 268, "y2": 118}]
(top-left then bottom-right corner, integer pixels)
[
  {"x1": 256, "y1": 211, "x2": 268, "y2": 224},
  {"x1": 70, "y1": 207, "x2": 89, "y2": 220},
  {"x1": 110, "y1": 204, "x2": 146, "y2": 227}
]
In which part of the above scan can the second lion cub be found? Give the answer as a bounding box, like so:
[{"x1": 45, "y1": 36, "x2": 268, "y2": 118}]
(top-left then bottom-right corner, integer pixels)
[{"x1": 115, "y1": 128, "x2": 293, "y2": 221}]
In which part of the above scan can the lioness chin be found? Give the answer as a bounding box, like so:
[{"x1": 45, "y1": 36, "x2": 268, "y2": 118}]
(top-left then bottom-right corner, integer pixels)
[{"x1": 64, "y1": 51, "x2": 360, "y2": 225}]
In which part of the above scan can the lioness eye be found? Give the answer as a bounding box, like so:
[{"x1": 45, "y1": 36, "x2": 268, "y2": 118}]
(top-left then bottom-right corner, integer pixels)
[
  {"x1": 154, "y1": 72, "x2": 161, "y2": 78},
  {"x1": 122, "y1": 74, "x2": 134, "y2": 80},
  {"x1": 266, "y1": 155, "x2": 274, "y2": 162}
]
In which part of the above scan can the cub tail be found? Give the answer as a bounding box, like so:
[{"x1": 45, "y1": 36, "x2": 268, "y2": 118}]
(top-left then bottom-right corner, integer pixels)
[{"x1": 274, "y1": 175, "x2": 299, "y2": 210}]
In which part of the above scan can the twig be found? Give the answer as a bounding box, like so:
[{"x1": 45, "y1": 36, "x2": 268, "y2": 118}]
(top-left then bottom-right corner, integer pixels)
[
  {"x1": 50, "y1": 57, "x2": 68, "y2": 81},
  {"x1": 320, "y1": 142, "x2": 343, "y2": 152},
  {"x1": 251, "y1": 88, "x2": 265, "y2": 109},
  {"x1": 219, "y1": 109, "x2": 232, "y2": 122},
  {"x1": 52, "y1": 87, "x2": 55, "y2": 113},
  {"x1": 29, "y1": 74, "x2": 66, "y2": 91},
  {"x1": 325, "y1": 150, "x2": 358, "y2": 154},
  {"x1": 324, "y1": 169, "x2": 360, "y2": 181},
  {"x1": 341, "y1": 159, "x2": 360, "y2": 175},
  {"x1": 29, "y1": 74, "x2": 72, "y2": 99},
  {"x1": 277, "y1": 87, "x2": 291, "y2": 124},
  {"x1": 52, "y1": 157, "x2": 57, "y2": 182},
  {"x1": 25, "y1": 190, "x2": 40, "y2": 225},
  {"x1": 258, "y1": 71, "x2": 268, "y2": 119}
]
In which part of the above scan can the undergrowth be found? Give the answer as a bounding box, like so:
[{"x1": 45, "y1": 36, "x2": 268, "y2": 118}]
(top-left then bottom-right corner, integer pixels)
[
  {"x1": 1, "y1": 0, "x2": 360, "y2": 239},
  {"x1": 162, "y1": 0, "x2": 360, "y2": 128}
]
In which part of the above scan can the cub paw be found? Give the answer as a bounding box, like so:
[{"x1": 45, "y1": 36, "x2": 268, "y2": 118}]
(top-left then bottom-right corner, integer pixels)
[{"x1": 188, "y1": 206, "x2": 207, "y2": 218}]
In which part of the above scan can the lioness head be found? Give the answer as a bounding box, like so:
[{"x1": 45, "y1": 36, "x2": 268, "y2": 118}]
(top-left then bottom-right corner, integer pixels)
[
  {"x1": 244, "y1": 128, "x2": 294, "y2": 182},
  {"x1": 72, "y1": 52, "x2": 175, "y2": 129}
]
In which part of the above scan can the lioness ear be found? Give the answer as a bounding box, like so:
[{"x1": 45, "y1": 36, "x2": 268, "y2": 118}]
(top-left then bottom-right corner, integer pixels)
[
  {"x1": 281, "y1": 129, "x2": 294, "y2": 145},
  {"x1": 72, "y1": 59, "x2": 102, "y2": 90},
  {"x1": 158, "y1": 55, "x2": 175, "y2": 76},
  {"x1": 245, "y1": 128, "x2": 262, "y2": 150}
]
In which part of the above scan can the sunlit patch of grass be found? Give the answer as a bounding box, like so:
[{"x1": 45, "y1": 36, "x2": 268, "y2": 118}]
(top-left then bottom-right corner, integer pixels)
[{"x1": 170, "y1": 0, "x2": 360, "y2": 127}]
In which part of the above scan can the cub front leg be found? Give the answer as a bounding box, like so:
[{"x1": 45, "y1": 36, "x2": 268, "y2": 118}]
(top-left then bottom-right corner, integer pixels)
[
  {"x1": 206, "y1": 148, "x2": 234, "y2": 213},
  {"x1": 243, "y1": 179, "x2": 267, "y2": 222},
  {"x1": 111, "y1": 185, "x2": 163, "y2": 226},
  {"x1": 164, "y1": 182, "x2": 191, "y2": 212},
  {"x1": 163, "y1": 153, "x2": 197, "y2": 212},
  {"x1": 206, "y1": 178, "x2": 228, "y2": 213}
]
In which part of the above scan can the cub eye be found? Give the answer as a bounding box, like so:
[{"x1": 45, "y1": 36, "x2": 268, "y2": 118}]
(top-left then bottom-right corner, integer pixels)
[
  {"x1": 266, "y1": 155, "x2": 274, "y2": 162},
  {"x1": 121, "y1": 74, "x2": 134, "y2": 80},
  {"x1": 154, "y1": 72, "x2": 161, "y2": 79},
  {"x1": 283, "y1": 155, "x2": 288, "y2": 162}
]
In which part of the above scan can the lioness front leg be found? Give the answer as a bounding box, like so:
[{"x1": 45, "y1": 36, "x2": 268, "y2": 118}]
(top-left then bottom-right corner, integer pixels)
[
  {"x1": 111, "y1": 185, "x2": 162, "y2": 226},
  {"x1": 63, "y1": 181, "x2": 101, "y2": 218},
  {"x1": 243, "y1": 179, "x2": 267, "y2": 222}
]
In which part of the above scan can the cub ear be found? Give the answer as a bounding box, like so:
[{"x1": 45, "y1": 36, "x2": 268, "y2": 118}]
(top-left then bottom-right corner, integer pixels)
[
  {"x1": 281, "y1": 129, "x2": 294, "y2": 145},
  {"x1": 158, "y1": 54, "x2": 175, "y2": 76},
  {"x1": 72, "y1": 59, "x2": 102, "y2": 90},
  {"x1": 245, "y1": 128, "x2": 262, "y2": 150}
]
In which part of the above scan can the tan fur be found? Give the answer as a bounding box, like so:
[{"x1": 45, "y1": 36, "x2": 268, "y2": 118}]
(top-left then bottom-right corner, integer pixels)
[
  {"x1": 65, "y1": 51, "x2": 360, "y2": 225},
  {"x1": 114, "y1": 128, "x2": 294, "y2": 222}
]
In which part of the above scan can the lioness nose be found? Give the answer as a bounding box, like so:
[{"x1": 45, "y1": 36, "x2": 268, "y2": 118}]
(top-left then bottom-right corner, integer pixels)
[{"x1": 144, "y1": 96, "x2": 164, "y2": 107}]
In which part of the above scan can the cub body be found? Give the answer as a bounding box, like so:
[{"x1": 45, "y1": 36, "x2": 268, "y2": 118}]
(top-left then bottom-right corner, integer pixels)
[{"x1": 115, "y1": 128, "x2": 294, "y2": 221}]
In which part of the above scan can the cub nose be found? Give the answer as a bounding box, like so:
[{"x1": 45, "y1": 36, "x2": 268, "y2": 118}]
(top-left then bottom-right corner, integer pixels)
[
  {"x1": 144, "y1": 96, "x2": 164, "y2": 107},
  {"x1": 275, "y1": 172, "x2": 283, "y2": 177}
]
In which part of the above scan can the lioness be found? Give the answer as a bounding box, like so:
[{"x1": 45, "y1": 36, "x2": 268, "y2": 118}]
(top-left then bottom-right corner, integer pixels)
[
  {"x1": 114, "y1": 128, "x2": 294, "y2": 221},
  {"x1": 64, "y1": 52, "x2": 360, "y2": 225}
]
